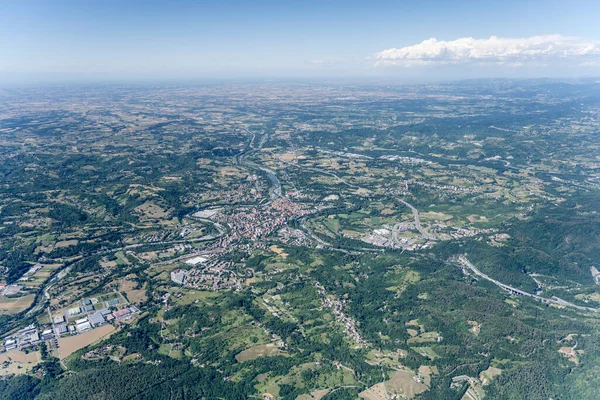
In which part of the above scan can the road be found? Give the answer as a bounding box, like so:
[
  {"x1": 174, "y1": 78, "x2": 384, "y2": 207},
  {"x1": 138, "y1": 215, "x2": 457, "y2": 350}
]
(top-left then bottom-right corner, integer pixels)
[
  {"x1": 278, "y1": 158, "x2": 360, "y2": 189},
  {"x1": 23, "y1": 222, "x2": 225, "y2": 319},
  {"x1": 22, "y1": 129, "x2": 272, "y2": 325},
  {"x1": 456, "y1": 256, "x2": 598, "y2": 312},
  {"x1": 397, "y1": 199, "x2": 436, "y2": 241},
  {"x1": 244, "y1": 160, "x2": 282, "y2": 199},
  {"x1": 296, "y1": 216, "x2": 383, "y2": 254}
]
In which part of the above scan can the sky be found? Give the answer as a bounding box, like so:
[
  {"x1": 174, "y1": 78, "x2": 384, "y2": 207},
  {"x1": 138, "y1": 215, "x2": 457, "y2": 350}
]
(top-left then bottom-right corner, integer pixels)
[{"x1": 1, "y1": 0, "x2": 600, "y2": 83}]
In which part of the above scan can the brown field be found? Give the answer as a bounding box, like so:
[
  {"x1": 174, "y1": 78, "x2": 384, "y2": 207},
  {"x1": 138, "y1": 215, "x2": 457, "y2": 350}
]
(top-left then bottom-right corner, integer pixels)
[
  {"x1": 269, "y1": 245, "x2": 288, "y2": 259},
  {"x1": 558, "y1": 346, "x2": 580, "y2": 363},
  {"x1": 359, "y1": 382, "x2": 388, "y2": 400},
  {"x1": 575, "y1": 292, "x2": 600, "y2": 303},
  {"x1": 387, "y1": 369, "x2": 428, "y2": 398},
  {"x1": 100, "y1": 260, "x2": 117, "y2": 268},
  {"x1": 55, "y1": 239, "x2": 79, "y2": 248},
  {"x1": 406, "y1": 319, "x2": 424, "y2": 331},
  {"x1": 366, "y1": 349, "x2": 406, "y2": 369},
  {"x1": 58, "y1": 324, "x2": 116, "y2": 360},
  {"x1": 218, "y1": 166, "x2": 244, "y2": 177},
  {"x1": 34, "y1": 244, "x2": 53, "y2": 254},
  {"x1": 407, "y1": 331, "x2": 441, "y2": 344},
  {"x1": 480, "y1": 367, "x2": 502, "y2": 385},
  {"x1": 235, "y1": 343, "x2": 285, "y2": 363},
  {"x1": 297, "y1": 389, "x2": 331, "y2": 400},
  {"x1": 0, "y1": 294, "x2": 35, "y2": 315},
  {"x1": 463, "y1": 380, "x2": 486, "y2": 400},
  {"x1": 0, "y1": 350, "x2": 42, "y2": 376},
  {"x1": 278, "y1": 153, "x2": 297, "y2": 161},
  {"x1": 421, "y1": 212, "x2": 453, "y2": 222},
  {"x1": 134, "y1": 201, "x2": 169, "y2": 219},
  {"x1": 118, "y1": 276, "x2": 148, "y2": 304},
  {"x1": 468, "y1": 320, "x2": 481, "y2": 335},
  {"x1": 360, "y1": 369, "x2": 428, "y2": 400},
  {"x1": 418, "y1": 365, "x2": 438, "y2": 375},
  {"x1": 123, "y1": 353, "x2": 141, "y2": 362},
  {"x1": 125, "y1": 288, "x2": 147, "y2": 304}
]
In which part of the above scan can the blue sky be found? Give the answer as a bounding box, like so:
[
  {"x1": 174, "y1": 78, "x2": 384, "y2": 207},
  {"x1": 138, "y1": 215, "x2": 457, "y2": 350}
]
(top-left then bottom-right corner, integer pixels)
[{"x1": 1, "y1": 0, "x2": 600, "y2": 83}]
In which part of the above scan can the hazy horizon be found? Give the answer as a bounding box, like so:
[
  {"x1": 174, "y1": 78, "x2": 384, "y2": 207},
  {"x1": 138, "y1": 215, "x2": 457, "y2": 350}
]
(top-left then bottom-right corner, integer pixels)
[{"x1": 2, "y1": 0, "x2": 600, "y2": 84}]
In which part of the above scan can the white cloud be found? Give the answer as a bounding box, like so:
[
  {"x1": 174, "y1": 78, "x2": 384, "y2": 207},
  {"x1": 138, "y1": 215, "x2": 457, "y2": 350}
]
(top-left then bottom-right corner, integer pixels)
[{"x1": 374, "y1": 35, "x2": 600, "y2": 67}]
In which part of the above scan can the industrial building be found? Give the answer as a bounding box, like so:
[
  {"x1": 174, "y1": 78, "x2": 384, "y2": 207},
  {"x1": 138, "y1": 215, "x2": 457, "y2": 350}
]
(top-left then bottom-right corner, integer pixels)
[
  {"x1": 89, "y1": 312, "x2": 106, "y2": 327},
  {"x1": 68, "y1": 306, "x2": 82, "y2": 316},
  {"x1": 170, "y1": 269, "x2": 188, "y2": 285},
  {"x1": 113, "y1": 308, "x2": 132, "y2": 320},
  {"x1": 54, "y1": 324, "x2": 67, "y2": 335},
  {"x1": 185, "y1": 256, "x2": 208, "y2": 266}
]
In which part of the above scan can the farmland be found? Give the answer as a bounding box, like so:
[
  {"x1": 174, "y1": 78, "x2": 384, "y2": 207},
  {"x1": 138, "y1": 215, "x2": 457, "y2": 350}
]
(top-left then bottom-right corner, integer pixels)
[
  {"x1": 58, "y1": 325, "x2": 116, "y2": 360},
  {"x1": 1, "y1": 80, "x2": 600, "y2": 399}
]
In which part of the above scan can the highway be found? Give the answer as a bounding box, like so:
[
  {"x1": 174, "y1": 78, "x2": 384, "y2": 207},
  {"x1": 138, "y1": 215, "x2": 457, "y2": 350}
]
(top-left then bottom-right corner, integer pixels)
[
  {"x1": 456, "y1": 256, "x2": 598, "y2": 312},
  {"x1": 398, "y1": 199, "x2": 436, "y2": 240}
]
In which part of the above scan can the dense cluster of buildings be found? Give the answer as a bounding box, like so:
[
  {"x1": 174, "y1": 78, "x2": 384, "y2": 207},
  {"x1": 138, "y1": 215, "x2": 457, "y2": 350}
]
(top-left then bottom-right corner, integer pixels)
[
  {"x1": 3, "y1": 325, "x2": 40, "y2": 351},
  {"x1": 55, "y1": 297, "x2": 139, "y2": 334},
  {"x1": 314, "y1": 281, "x2": 368, "y2": 347},
  {"x1": 213, "y1": 198, "x2": 310, "y2": 248},
  {"x1": 2, "y1": 301, "x2": 141, "y2": 354},
  {"x1": 363, "y1": 220, "x2": 496, "y2": 250},
  {"x1": 379, "y1": 154, "x2": 433, "y2": 165},
  {"x1": 277, "y1": 226, "x2": 313, "y2": 247},
  {"x1": 190, "y1": 180, "x2": 267, "y2": 208},
  {"x1": 171, "y1": 259, "x2": 241, "y2": 291},
  {"x1": 0, "y1": 283, "x2": 22, "y2": 296}
]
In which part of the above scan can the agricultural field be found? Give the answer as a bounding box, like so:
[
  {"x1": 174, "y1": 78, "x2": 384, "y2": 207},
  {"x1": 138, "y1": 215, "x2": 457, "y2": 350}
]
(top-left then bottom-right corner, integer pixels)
[
  {"x1": 0, "y1": 294, "x2": 35, "y2": 315},
  {"x1": 58, "y1": 325, "x2": 116, "y2": 360},
  {"x1": 1, "y1": 80, "x2": 600, "y2": 399},
  {"x1": 0, "y1": 350, "x2": 41, "y2": 376}
]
